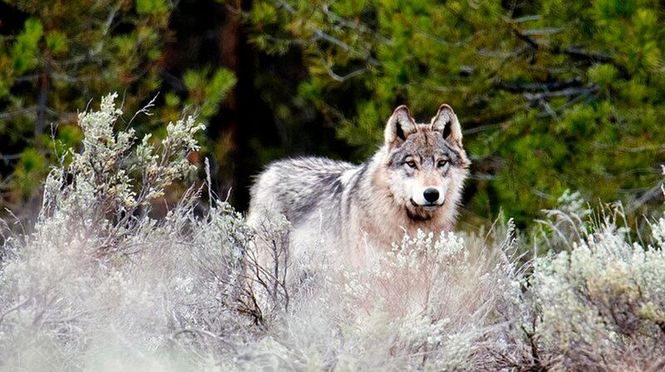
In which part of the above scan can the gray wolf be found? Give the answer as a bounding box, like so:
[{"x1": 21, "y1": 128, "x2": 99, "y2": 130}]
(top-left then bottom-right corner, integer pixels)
[{"x1": 247, "y1": 104, "x2": 470, "y2": 272}]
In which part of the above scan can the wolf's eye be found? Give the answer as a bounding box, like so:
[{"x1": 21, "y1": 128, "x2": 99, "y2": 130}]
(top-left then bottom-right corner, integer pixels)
[
  {"x1": 405, "y1": 160, "x2": 417, "y2": 168},
  {"x1": 437, "y1": 160, "x2": 448, "y2": 168}
]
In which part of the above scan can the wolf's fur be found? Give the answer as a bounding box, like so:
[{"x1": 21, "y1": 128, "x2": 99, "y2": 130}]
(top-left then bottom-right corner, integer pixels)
[{"x1": 247, "y1": 104, "x2": 470, "y2": 269}]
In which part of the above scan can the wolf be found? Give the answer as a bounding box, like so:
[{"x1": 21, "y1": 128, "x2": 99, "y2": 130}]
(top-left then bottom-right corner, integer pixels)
[{"x1": 246, "y1": 104, "x2": 470, "y2": 273}]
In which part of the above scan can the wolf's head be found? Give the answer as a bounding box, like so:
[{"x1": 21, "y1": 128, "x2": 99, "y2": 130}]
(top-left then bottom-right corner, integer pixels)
[{"x1": 380, "y1": 104, "x2": 470, "y2": 221}]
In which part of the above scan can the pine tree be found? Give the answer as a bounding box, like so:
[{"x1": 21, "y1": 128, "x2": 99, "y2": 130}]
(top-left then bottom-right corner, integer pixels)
[{"x1": 0, "y1": 0, "x2": 235, "y2": 206}]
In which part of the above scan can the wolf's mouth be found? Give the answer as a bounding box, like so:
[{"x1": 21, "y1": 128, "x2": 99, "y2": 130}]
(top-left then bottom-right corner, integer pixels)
[{"x1": 410, "y1": 199, "x2": 440, "y2": 209}]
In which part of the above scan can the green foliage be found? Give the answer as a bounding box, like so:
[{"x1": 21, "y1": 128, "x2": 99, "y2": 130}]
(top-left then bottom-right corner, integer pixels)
[
  {"x1": 0, "y1": 1, "x2": 235, "y2": 207},
  {"x1": 183, "y1": 67, "x2": 237, "y2": 119},
  {"x1": 135, "y1": 0, "x2": 169, "y2": 15},
  {"x1": 246, "y1": 0, "x2": 665, "y2": 226},
  {"x1": 13, "y1": 148, "x2": 47, "y2": 199},
  {"x1": 588, "y1": 64, "x2": 618, "y2": 88},
  {"x1": 11, "y1": 17, "x2": 42, "y2": 74}
]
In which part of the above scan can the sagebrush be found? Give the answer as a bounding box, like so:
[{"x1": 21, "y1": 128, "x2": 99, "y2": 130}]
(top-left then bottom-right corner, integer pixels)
[{"x1": 0, "y1": 96, "x2": 663, "y2": 371}]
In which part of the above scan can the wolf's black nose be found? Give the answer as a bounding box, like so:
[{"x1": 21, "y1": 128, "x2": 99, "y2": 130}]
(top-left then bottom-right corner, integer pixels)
[{"x1": 423, "y1": 188, "x2": 439, "y2": 203}]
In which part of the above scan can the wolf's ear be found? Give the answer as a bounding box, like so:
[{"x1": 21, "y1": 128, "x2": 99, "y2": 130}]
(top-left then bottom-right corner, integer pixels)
[
  {"x1": 431, "y1": 104, "x2": 462, "y2": 146},
  {"x1": 385, "y1": 105, "x2": 417, "y2": 146}
]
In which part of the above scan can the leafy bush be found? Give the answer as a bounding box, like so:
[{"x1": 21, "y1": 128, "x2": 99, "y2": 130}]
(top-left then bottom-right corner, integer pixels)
[{"x1": 0, "y1": 96, "x2": 664, "y2": 371}]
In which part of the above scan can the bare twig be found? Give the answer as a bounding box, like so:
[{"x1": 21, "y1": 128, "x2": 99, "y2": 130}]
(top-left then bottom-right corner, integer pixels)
[
  {"x1": 35, "y1": 62, "x2": 51, "y2": 140},
  {"x1": 627, "y1": 179, "x2": 665, "y2": 213}
]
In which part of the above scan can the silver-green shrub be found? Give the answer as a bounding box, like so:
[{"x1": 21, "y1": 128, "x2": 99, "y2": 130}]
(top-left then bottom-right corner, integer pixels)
[
  {"x1": 0, "y1": 94, "x2": 249, "y2": 370},
  {"x1": 526, "y1": 198, "x2": 665, "y2": 370},
  {"x1": 1, "y1": 94, "x2": 663, "y2": 371}
]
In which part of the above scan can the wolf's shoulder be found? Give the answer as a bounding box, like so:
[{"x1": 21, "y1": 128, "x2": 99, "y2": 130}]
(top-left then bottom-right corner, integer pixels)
[{"x1": 252, "y1": 156, "x2": 359, "y2": 197}]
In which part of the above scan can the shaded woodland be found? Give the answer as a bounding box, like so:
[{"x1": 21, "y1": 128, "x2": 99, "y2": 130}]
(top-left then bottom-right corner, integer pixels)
[{"x1": 1, "y1": 0, "x2": 664, "y2": 228}]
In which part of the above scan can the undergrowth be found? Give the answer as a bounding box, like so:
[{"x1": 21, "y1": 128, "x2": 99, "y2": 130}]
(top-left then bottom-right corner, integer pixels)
[{"x1": 0, "y1": 95, "x2": 663, "y2": 371}]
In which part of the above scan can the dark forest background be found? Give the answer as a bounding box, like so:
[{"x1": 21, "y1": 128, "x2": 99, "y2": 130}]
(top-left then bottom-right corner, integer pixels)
[{"x1": 1, "y1": 0, "x2": 664, "y2": 230}]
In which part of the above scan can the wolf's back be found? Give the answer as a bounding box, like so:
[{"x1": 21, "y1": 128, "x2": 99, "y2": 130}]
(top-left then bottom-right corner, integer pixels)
[{"x1": 247, "y1": 157, "x2": 356, "y2": 228}]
